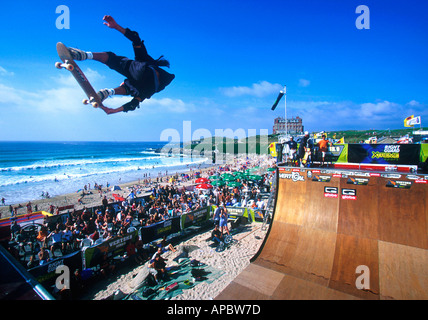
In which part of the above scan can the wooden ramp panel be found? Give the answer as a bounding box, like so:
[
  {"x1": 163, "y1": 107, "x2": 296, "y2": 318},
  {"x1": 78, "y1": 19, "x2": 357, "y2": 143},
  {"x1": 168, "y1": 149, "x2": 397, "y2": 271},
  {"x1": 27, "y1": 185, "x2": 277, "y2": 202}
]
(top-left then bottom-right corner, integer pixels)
[
  {"x1": 378, "y1": 241, "x2": 428, "y2": 300},
  {"x1": 216, "y1": 167, "x2": 428, "y2": 300},
  {"x1": 329, "y1": 233, "x2": 380, "y2": 300},
  {"x1": 337, "y1": 176, "x2": 380, "y2": 240},
  {"x1": 217, "y1": 264, "x2": 359, "y2": 300},
  {"x1": 255, "y1": 222, "x2": 337, "y2": 287},
  {"x1": 377, "y1": 179, "x2": 428, "y2": 249}
]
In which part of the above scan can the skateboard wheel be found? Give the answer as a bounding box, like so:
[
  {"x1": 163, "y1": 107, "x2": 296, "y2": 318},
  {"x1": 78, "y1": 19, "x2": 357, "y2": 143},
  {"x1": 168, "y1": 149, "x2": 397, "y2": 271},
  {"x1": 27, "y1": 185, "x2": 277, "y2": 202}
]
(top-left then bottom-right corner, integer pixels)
[
  {"x1": 92, "y1": 102, "x2": 99, "y2": 108},
  {"x1": 82, "y1": 99, "x2": 89, "y2": 105},
  {"x1": 55, "y1": 62, "x2": 63, "y2": 69},
  {"x1": 66, "y1": 64, "x2": 74, "y2": 71}
]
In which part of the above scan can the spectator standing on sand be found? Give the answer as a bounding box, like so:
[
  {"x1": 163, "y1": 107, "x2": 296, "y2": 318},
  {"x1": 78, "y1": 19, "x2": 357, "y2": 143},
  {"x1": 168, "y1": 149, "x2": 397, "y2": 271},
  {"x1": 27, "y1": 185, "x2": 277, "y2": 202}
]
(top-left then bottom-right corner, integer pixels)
[
  {"x1": 127, "y1": 189, "x2": 136, "y2": 205},
  {"x1": 219, "y1": 207, "x2": 230, "y2": 236},
  {"x1": 102, "y1": 196, "x2": 108, "y2": 212},
  {"x1": 213, "y1": 205, "x2": 221, "y2": 227}
]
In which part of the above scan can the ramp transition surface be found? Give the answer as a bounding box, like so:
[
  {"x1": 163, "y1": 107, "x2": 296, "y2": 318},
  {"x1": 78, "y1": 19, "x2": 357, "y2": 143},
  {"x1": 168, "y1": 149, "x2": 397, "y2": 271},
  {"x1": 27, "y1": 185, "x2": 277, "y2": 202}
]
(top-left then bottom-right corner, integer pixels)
[{"x1": 216, "y1": 167, "x2": 428, "y2": 300}]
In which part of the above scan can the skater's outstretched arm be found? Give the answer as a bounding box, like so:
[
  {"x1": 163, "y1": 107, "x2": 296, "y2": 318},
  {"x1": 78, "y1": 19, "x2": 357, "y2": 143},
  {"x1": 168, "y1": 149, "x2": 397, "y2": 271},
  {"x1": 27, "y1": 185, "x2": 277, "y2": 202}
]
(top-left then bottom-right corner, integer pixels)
[
  {"x1": 99, "y1": 96, "x2": 144, "y2": 115},
  {"x1": 103, "y1": 15, "x2": 126, "y2": 35},
  {"x1": 102, "y1": 15, "x2": 151, "y2": 62}
]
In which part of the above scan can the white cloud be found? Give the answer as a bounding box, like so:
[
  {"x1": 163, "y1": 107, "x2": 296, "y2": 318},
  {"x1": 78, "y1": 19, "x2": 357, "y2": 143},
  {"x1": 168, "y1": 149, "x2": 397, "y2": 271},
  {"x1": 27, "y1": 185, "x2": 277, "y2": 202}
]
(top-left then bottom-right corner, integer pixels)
[
  {"x1": 359, "y1": 100, "x2": 400, "y2": 119},
  {"x1": 0, "y1": 66, "x2": 14, "y2": 76},
  {"x1": 0, "y1": 84, "x2": 28, "y2": 105},
  {"x1": 220, "y1": 81, "x2": 283, "y2": 98},
  {"x1": 84, "y1": 68, "x2": 106, "y2": 82},
  {"x1": 407, "y1": 100, "x2": 420, "y2": 106},
  {"x1": 101, "y1": 96, "x2": 196, "y2": 115},
  {"x1": 282, "y1": 98, "x2": 428, "y2": 132},
  {"x1": 298, "y1": 79, "x2": 311, "y2": 87},
  {"x1": 144, "y1": 97, "x2": 196, "y2": 113},
  {"x1": 0, "y1": 68, "x2": 116, "y2": 115}
]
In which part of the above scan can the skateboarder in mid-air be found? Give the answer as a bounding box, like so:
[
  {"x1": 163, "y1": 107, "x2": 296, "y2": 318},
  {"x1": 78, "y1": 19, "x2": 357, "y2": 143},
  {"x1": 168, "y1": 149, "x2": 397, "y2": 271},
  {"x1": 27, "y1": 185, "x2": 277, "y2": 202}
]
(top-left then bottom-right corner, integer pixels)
[{"x1": 68, "y1": 15, "x2": 175, "y2": 115}]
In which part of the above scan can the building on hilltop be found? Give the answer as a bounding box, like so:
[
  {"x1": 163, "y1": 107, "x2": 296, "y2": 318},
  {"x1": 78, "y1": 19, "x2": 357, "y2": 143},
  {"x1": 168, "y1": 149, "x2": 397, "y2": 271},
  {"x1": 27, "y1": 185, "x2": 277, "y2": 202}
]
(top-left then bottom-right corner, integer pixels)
[{"x1": 273, "y1": 116, "x2": 304, "y2": 135}]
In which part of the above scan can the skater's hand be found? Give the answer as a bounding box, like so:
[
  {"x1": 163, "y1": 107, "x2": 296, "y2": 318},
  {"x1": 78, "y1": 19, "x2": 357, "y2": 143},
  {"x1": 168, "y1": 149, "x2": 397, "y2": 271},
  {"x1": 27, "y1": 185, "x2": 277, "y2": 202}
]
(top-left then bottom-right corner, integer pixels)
[
  {"x1": 103, "y1": 15, "x2": 126, "y2": 35},
  {"x1": 103, "y1": 15, "x2": 119, "y2": 29}
]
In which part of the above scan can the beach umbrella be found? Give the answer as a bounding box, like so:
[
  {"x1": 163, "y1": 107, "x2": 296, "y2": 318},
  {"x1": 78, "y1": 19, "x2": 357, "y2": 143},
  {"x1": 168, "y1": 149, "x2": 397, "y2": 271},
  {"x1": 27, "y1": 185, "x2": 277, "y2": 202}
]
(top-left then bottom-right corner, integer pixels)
[
  {"x1": 227, "y1": 181, "x2": 242, "y2": 188},
  {"x1": 233, "y1": 172, "x2": 245, "y2": 178},
  {"x1": 195, "y1": 177, "x2": 209, "y2": 184},
  {"x1": 211, "y1": 180, "x2": 225, "y2": 187},
  {"x1": 267, "y1": 167, "x2": 276, "y2": 172},
  {"x1": 222, "y1": 175, "x2": 236, "y2": 182},
  {"x1": 248, "y1": 174, "x2": 263, "y2": 181},
  {"x1": 209, "y1": 175, "x2": 221, "y2": 180},
  {"x1": 196, "y1": 183, "x2": 213, "y2": 190}
]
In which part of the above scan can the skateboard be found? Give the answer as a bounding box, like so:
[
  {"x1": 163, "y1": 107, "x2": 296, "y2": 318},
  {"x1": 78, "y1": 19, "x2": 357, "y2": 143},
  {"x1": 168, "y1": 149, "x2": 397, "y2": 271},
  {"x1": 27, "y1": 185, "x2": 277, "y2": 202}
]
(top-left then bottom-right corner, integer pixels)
[
  {"x1": 302, "y1": 147, "x2": 311, "y2": 165},
  {"x1": 55, "y1": 42, "x2": 103, "y2": 109}
]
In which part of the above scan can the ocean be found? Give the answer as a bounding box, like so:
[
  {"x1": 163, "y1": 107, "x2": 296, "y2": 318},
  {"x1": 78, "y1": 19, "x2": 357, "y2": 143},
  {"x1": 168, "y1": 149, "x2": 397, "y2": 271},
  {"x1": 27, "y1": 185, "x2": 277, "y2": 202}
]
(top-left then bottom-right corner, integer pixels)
[{"x1": 0, "y1": 141, "x2": 208, "y2": 205}]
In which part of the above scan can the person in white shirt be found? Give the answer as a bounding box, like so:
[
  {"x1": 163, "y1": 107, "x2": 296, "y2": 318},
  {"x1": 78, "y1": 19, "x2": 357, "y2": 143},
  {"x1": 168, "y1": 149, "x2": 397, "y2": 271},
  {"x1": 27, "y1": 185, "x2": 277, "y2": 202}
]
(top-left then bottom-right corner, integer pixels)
[
  {"x1": 62, "y1": 226, "x2": 74, "y2": 252},
  {"x1": 256, "y1": 198, "x2": 265, "y2": 210},
  {"x1": 47, "y1": 228, "x2": 63, "y2": 258}
]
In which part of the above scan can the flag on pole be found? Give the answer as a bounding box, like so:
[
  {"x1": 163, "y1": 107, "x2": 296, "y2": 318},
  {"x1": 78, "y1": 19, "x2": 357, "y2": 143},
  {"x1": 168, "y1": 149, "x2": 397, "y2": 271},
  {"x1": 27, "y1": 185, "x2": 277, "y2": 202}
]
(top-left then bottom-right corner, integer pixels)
[
  {"x1": 408, "y1": 116, "x2": 421, "y2": 126},
  {"x1": 404, "y1": 115, "x2": 414, "y2": 127},
  {"x1": 271, "y1": 91, "x2": 284, "y2": 110},
  {"x1": 404, "y1": 115, "x2": 421, "y2": 127}
]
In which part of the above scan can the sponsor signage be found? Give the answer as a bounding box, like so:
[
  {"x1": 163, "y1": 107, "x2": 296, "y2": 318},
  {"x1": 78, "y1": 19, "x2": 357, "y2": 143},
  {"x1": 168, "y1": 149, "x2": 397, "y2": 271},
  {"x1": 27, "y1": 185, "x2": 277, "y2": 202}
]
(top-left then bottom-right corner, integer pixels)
[
  {"x1": 347, "y1": 177, "x2": 369, "y2": 185},
  {"x1": 415, "y1": 179, "x2": 428, "y2": 184},
  {"x1": 348, "y1": 144, "x2": 421, "y2": 165},
  {"x1": 180, "y1": 206, "x2": 211, "y2": 229},
  {"x1": 28, "y1": 251, "x2": 82, "y2": 287},
  {"x1": 406, "y1": 175, "x2": 423, "y2": 180},
  {"x1": 313, "y1": 175, "x2": 332, "y2": 183},
  {"x1": 341, "y1": 188, "x2": 357, "y2": 200},
  {"x1": 324, "y1": 187, "x2": 338, "y2": 198},
  {"x1": 386, "y1": 180, "x2": 412, "y2": 189},
  {"x1": 83, "y1": 230, "x2": 139, "y2": 268},
  {"x1": 381, "y1": 173, "x2": 401, "y2": 179},
  {"x1": 279, "y1": 172, "x2": 305, "y2": 182}
]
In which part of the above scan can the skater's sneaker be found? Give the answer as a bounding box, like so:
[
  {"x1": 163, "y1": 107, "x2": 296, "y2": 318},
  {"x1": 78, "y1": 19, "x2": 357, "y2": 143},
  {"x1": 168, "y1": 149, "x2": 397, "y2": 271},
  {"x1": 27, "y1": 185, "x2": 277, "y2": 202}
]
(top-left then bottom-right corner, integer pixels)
[
  {"x1": 97, "y1": 89, "x2": 115, "y2": 102},
  {"x1": 68, "y1": 47, "x2": 88, "y2": 61},
  {"x1": 97, "y1": 89, "x2": 110, "y2": 103}
]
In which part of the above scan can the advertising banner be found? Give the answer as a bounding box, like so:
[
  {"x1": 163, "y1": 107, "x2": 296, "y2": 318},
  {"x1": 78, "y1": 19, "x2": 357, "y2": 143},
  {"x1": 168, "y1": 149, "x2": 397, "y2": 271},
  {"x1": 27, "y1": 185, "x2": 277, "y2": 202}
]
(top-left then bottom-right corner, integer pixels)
[
  {"x1": 140, "y1": 216, "x2": 181, "y2": 244},
  {"x1": 328, "y1": 144, "x2": 348, "y2": 163},
  {"x1": 28, "y1": 250, "x2": 82, "y2": 287},
  {"x1": 348, "y1": 144, "x2": 421, "y2": 165},
  {"x1": 180, "y1": 207, "x2": 211, "y2": 230},
  {"x1": 83, "y1": 229, "x2": 139, "y2": 269}
]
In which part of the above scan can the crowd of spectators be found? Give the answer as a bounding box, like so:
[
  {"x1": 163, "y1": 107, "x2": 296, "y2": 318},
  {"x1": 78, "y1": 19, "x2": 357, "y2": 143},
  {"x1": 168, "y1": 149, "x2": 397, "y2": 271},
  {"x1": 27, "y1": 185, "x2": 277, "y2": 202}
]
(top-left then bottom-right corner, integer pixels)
[{"x1": 5, "y1": 160, "x2": 274, "y2": 272}]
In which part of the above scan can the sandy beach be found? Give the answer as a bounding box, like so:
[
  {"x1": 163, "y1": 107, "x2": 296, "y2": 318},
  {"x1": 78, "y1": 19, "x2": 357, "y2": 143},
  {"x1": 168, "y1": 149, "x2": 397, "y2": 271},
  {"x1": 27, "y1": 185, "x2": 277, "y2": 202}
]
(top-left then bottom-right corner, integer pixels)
[{"x1": 82, "y1": 221, "x2": 267, "y2": 300}]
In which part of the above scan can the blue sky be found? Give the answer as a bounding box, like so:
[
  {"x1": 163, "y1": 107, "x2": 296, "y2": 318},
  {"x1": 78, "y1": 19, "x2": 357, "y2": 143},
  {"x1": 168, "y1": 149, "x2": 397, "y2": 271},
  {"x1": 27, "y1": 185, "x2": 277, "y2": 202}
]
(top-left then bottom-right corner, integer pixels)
[{"x1": 0, "y1": 0, "x2": 427, "y2": 141}]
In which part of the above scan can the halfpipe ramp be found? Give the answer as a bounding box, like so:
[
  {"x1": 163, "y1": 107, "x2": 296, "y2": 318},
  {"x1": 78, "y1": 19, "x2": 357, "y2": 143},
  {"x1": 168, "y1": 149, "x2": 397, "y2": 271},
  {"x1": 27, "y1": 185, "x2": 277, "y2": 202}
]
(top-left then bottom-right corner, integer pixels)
[{"x1": 217, "y1": 167, "x2": 428, "y2": 300}]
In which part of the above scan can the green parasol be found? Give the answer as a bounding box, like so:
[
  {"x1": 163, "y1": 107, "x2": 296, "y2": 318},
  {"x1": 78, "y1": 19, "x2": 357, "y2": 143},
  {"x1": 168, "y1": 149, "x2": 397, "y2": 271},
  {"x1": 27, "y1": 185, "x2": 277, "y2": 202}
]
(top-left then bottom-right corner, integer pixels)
[{"x1": 211, "y1": 180, "x2": 226, "y2": 186}]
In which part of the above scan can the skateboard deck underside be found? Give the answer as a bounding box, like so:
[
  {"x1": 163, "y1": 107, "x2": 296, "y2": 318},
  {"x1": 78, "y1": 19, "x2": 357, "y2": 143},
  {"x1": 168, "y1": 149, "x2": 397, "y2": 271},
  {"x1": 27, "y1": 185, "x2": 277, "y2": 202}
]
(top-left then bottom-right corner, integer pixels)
[{"x1": 56, "y1": 42, "x2": 103, "y2": 108}]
